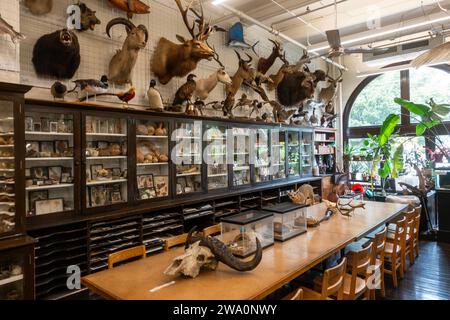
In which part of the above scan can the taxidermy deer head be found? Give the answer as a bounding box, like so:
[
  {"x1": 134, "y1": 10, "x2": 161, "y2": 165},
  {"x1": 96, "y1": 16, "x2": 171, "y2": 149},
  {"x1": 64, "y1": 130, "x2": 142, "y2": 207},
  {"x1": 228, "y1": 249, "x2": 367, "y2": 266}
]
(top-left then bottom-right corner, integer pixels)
[
  {"x1": 106, "y1": 18, "x2": 148, "y2": 86},
  {"x1": 257, "y1": 39, "x2": 283, "y2": 75},
  {"x1": 319, "y1": 66, "x2": 343, "y2": 113},
  {"x1": 195, "y1": 47, "x2": 232, "y2": 101},
  {"x1": 151, "y1": 0, "x2": 225, "y2": 85}
]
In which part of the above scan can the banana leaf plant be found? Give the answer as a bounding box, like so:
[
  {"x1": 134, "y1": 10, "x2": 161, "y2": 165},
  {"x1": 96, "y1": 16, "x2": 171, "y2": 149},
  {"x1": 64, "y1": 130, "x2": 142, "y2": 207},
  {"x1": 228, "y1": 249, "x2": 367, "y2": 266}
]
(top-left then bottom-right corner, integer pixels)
[
  {"x1": 394, "y1": 98, "x2": 450, "y2": 163},
  {"x1": 359, "y1": 114, "x2": 404, "y2": 193}
]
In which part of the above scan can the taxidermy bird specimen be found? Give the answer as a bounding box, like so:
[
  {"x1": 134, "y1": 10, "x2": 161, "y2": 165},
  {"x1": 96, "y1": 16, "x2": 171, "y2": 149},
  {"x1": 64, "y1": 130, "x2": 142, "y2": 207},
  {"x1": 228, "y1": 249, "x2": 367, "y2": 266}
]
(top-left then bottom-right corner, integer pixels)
[
  {"x1": 79, "y1": 87, "x2": 136, "y2": 107},
  {"x1": 69, "y1": 75, "x2": 109, "y2": 100},
  {"x1": 74, "y1": 2, "x2": 101, "y2": 32},
  {"x1": 32, "y1": 29, "x2": 80, "y2": 79},
  {"x1": 147, "y1": 80, "x2": 164, "y2": 112},
  {"x1": 107, "y1": 0, "x2": 150, "y2": 19},
  {"x1": 172, "y1": 74, "x2": 197, "y2": 108},
  {"x1": 0, "y1": 14, "x2": 26, "y2": 44},
  {"x1": 223, "y1": 51, "x2": 255, "y2": 118},
  {"x1": 309, "y1": 108, "x2": 319, "y2": 126},
  {"x1": 151, "y1": 0, "x2": 225, "y2": 84},
  {"x1": 319, "y1": 67, "x2": 343, "y2": 114},
  {"x1": 411, "y1": 41, "x2": 450, "y2": 68},
  {"x1": 24, "y1": 0, "x2": 53, "y2": 16},
  {"x1": 106, "y1": 18, "x2": 148, "y2": 86},
  {"x1": 270, "y1": 100, "x2": 297, "y2": 124},
  {"x1": 50, "y1": 81, "x2": 67, "y2": 100},
  {"x1": 257, "y1": 39, "x2": 284, "y2": 75},
  {"x1": 194, "y1": 45, "x2": 232, "y2": 101}
]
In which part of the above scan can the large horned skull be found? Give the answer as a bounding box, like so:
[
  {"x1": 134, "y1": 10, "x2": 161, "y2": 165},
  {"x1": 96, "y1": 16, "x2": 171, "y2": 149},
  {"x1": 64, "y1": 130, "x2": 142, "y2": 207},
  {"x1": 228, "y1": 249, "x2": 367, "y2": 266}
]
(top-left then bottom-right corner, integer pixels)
[{"x1": 164, "y1": 241, "x2": 218, "y2": 278}]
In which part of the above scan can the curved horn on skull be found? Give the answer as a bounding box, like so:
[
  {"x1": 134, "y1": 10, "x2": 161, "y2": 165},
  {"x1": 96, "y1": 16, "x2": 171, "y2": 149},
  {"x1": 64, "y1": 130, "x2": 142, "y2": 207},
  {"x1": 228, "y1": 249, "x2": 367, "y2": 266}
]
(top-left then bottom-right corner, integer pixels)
[
  {"x1": 138, "y1": 24, "x2": 149, "y2": 43},
  {"x1": 215, "y1": 237, "x2": 263, "y2": 272},
  {"x1": 106, "y1": 18, "x2": 136, "y2": 38}
]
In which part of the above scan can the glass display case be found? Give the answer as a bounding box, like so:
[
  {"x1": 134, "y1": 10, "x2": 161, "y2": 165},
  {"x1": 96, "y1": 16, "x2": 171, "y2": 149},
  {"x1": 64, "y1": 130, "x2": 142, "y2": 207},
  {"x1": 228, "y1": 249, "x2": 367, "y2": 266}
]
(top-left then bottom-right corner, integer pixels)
[
  {"x1": 301, "y1": 130, "x2": 314, "y2": 177},
  {"x1": 204, "y1": 123, "x2": 228, "y2": 191},
  {"x1": 136, "y1": 119, "x2": 170, "y2": 200},
  {"x1": 263, "y1": 203, "x2": 307, "y2": 241},
  {"x1": 288, "y1": 131, "x2": 300, "y2": 177},
  {"x1": 25, "y1": 110, "x2": 76, "y2": 217},
  {"x1": 174, "y1": 121, "x2": 202, "y2": 196},
  {"x1": 254, "y1": 128, "x2": 270, "y2": 183},
  {"x1": 271, "y1": 129, "x2": 286, "y2": 180},
  {"x1": 0, "y1": 101, "x2": 16, "y2": 235},
  {"x1": 221, "y1": 210, "x2": 274, "y2": 258},
  {"x1": 85, "y1": 115, "x2": 128, "y2": 208},
  {"x1": 231, "y1": 127, "x2": 251, "y2": 187}
]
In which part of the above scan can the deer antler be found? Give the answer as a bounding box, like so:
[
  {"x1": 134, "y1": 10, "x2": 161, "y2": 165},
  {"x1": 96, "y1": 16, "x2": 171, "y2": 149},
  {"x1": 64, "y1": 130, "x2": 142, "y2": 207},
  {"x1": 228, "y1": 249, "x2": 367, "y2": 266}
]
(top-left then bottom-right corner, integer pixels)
[{"x1": 174, "y1": 0, "x2": 196, "y2": 38}]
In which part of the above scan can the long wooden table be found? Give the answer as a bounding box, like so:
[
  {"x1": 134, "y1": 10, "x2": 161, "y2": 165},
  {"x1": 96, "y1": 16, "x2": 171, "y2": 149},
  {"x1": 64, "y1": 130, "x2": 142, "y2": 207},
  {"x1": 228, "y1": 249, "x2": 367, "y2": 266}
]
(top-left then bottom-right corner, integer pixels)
[{"x1": 81, "y1": 201, "x2": 407, "y2": 300}]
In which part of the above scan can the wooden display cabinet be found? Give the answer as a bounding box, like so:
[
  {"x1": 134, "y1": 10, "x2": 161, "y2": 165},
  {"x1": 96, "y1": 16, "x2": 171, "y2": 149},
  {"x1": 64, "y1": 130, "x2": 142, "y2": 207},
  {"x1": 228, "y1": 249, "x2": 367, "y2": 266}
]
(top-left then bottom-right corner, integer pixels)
[{"x1": 314, "y1": 128, "x2": 337, "y2": 175}]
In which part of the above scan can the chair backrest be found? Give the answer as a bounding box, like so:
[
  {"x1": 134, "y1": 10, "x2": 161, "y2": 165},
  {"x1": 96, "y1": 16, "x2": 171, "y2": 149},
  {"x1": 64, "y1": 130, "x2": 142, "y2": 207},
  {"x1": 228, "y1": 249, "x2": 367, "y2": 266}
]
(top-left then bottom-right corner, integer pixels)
[
  {"x1": 164, "y1": 233, "x2": 188, "y2": 251},
  {"x1": 372, "y1": 226, "x2": 387, "y2": 264},
  {"x1": 108, "y1": 245, "x2": 146, "y2": 269},
  {"x1": 290, "y1": 288, "x2": 304, "y2": 300},
  {"x1": 413, "y1": 210, "x2": 421, "y2": 241},
  {"x1": 347, "y1": 242, "x2": 373, "y2": 299},
  {"x1": 203, "y1": 224, "x2": 222, "y2": 237},
  {"x1": 414, "y1": 205, "x2": 422, "y2": 216},
  {"x1": 393, "y1": 216, "x2": 407, "y2": 252},
  {"x1": 321, "y1": 257, "x2": 347, "y2": 300}
]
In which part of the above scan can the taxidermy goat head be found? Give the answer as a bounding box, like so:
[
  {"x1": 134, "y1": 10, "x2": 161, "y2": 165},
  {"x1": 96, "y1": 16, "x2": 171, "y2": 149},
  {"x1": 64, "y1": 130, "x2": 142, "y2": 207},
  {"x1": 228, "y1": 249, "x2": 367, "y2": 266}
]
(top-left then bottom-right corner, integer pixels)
[
  {"x1": 319, "y1": 67, "x2": 343, "y2": 114},
  {"x1": 151, "y1": 0, "x2": 225, "y2": 85},
  {"x1": 32, "y1": 29, "x2": 80, "y2": 79},
  {"x1": 25, "y1": 0, "x2": 53, "y2": 16},
  {"x1": 164, "y1": 227, "x2": 262, "y2": 278},
  {"x1": 77, "y1": 2, "x2": 101, "y2": 32},
  {"x1": 106, "y1": 18, "x2": 148, "y2": 86},
  {"x1": 257, "y1": 39, "x2": 283, "y2": 75}
]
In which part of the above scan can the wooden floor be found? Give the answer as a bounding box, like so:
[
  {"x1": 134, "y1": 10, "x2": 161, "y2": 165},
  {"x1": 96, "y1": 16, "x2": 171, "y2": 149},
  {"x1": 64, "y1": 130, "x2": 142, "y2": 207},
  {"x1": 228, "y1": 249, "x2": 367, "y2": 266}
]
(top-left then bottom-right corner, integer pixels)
[{"x1": 383, "y1": 241, "x2": 450, "y2": 300}]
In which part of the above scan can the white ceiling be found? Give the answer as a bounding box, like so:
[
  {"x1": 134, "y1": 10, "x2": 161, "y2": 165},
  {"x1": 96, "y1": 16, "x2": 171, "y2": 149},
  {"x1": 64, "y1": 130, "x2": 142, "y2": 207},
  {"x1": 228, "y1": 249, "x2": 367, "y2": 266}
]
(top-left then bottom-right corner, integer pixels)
[{"x1": 205, "y1": 0, "x2": 450, "y2": 50}]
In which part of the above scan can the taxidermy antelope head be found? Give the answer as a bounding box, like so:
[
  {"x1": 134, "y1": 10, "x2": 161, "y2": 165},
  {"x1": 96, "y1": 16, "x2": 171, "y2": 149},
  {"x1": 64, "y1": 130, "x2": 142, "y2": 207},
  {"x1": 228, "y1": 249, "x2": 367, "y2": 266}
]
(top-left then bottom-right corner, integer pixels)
[
  {"x1": 267, "y1": 53, "x2": 292, "y2": 91},
  {"x1": 227, "y1": 50, "x2": 254, "y2": 97},
  {"x1": 257, "y1": 39, "x2": 283, "y2": 75},
  {"x1": 151, "y1": 0, "x2": 225, "y2": 85},
  {"x1": 106, "y1": 18, "x2": 148, "y2": 86},
  {"x1": 319, "y1": 66, "x2": 343, "y2": 113},
  {"x1": 195, "y1": 45, "x2": 232, "y2": 101}
]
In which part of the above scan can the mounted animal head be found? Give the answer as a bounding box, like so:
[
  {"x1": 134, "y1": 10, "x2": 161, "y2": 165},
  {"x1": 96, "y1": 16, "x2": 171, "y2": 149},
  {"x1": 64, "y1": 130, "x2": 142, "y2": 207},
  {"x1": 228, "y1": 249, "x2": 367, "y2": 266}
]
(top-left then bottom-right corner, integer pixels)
[
  {"x1": 151, "y1": 0, "x2": 225, "y2": 84},
  {"x1": 58, "y1": 28, "x2": 77, "y2": 47},
  {"x1": 319, "y1": 66, "x2": 343, "y2": 106},
  {"x1": 106, "y1": 18, "x2": 148, "y2": 85},
  {"x1": 325, "y1": 65, "x2": 344, "y2": 88},
  {"x1": 209, "y1": 42, "x2": 232, "y2": 85},
  {"x1": 78, "y1": 2, "x2": 100, "y2": 31},
  {"x1": 257, "y1": 39, "x2": 284, "y2": 75},
  {"x1": 227, "y1": 50, "x2": 255, "y2": 96},
  {"x1": 106, "y1": 18, "x2": 148, "y2": 50}
]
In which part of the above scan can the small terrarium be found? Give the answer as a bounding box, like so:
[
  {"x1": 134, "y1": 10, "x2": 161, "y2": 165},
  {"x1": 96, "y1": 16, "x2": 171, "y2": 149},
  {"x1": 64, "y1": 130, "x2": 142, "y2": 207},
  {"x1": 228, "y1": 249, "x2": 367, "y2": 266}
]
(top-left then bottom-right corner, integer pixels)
[
  {"x1": 263, "y1": 202, "x2": 307, "y2": 241},
  {"x1": 221, "y1": 210, "x2": 274, "y2": 258}
]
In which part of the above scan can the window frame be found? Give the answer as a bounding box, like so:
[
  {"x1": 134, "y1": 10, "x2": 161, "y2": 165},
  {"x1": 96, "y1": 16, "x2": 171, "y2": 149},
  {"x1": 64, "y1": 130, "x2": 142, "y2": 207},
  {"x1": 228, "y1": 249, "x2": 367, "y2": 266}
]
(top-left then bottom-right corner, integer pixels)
[{"x1": 343, "y1": 64, "x2": 450, "y2": 152}]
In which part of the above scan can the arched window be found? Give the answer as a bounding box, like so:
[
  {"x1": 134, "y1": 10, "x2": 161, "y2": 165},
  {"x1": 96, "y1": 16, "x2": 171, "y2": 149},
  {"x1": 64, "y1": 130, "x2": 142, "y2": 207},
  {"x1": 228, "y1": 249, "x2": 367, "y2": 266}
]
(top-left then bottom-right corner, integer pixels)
[{"x1": 343, "y1": 64, "x2": 450, "y2": 184}]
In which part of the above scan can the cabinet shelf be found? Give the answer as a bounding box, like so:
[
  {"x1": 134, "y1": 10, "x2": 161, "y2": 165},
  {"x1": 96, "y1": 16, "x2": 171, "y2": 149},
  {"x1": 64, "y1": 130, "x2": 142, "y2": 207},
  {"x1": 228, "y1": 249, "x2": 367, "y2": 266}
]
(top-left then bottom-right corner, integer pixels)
[
  {"x1": 177, "y1": 172, "x2": 201, "y2": 177},
  {"x1": 0, "y1": 274, "x2": 24, "y2": 286},
  {"x1": 208, "y1": 173, "x2": 227, "y2": 178},
  {"x1": 26, "y1": 184, "x2": 74, "y2": 191},
  {"x1": 86, "y1": 133, "x2": 126, "y2": 137},
  {"x1": 86, "y1": 179, "x2": 127, "y2": 186},
  {"x1": 0, "y1": 145, "x2": 14, "y2": 148},
  {"x1": 86, "y1": 156, "x2": 127, "y2": 160},
  {"x1": 137, "y1": 162, "x2": 168, "y2": 167},
  {"x1": 136, "y1": 135, "x2": 168, "y2": 139},
  {"x1": 26, "y1": 157, "x2": 73, "y2": 161},
  {"x1": 26, "y1": 131, "x2": 73, "y2": 136}
]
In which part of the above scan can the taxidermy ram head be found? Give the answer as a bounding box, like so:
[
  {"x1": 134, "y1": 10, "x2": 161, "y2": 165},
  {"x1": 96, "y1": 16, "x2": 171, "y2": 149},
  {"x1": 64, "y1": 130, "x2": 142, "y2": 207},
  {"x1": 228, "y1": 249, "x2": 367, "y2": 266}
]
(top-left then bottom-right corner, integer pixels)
[
  {"x1": 106, "y1": 18, "x2": 148, "y2": 86},
  {"x1": 164, "y1": 228, "x2": 263, "y2": 279}
]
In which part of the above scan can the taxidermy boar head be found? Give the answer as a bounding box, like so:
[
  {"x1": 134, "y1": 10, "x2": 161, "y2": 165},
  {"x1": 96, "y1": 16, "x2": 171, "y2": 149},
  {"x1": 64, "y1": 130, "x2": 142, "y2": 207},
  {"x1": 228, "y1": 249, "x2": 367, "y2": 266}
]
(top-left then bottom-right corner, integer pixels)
[
  {"x1": 164, "y1": 241, "x2": 219, "y2": 278},
  {"x1": 32, "y1": 29, "x2": 80, "y2": 79},
  {"x1": 151, "y1": 0, "x2": 225, "y2": 85},
  {"x1": 77, "y1": 2, "x2": 101, "y2": 32},
  {"x1": 106, "y1": 18, "x2": 148, "y2": 86}
]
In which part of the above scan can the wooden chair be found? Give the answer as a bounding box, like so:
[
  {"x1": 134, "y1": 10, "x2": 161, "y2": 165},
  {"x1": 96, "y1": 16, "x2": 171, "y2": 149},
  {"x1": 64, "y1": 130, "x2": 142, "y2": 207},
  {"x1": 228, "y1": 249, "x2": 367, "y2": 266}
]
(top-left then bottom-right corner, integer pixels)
[
  {"x1": 164, "y1": 233, "x2": 188, "y2": 251},
  {"x1": 370, "y1": 226, "x2": 387, "y2": 299},
  {"x1": 342, "y1": 242, "x2": 373, "y2": 300},
  {"x1": 108, "y1": 245, "x2": 146, "y2": 269},
  {"x1": 202, "y1": 224, "x2": 222, "y2": 237},
  {"x1": 300, "y1": 257, "x2": 347, "y2": 300},
  {"x1": 404, "y1": 211, "x2": 417, "y2": 267},
  {"x1": 413, "y1": 205, "x2": 422, "y2": 258},
  {"x1": 282, "y1": 288, "x2": 304, "y2": 300},
  {"x1": 384, "y1": 216, "x2": 406, "y2": 288}
]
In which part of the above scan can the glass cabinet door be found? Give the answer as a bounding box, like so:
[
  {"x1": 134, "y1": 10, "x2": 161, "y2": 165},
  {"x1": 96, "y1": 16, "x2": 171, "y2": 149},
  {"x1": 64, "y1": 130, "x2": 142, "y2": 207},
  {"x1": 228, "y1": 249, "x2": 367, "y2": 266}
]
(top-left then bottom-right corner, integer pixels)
[
  {"x1": 231, "y1": 127, "x2": 251, "y2": 187},
  {"x1": 0, "y1": 249, "x2": 26, "y2": 300},
  {"x1": 288, "y1": 131, "x2": 300, "y2": 177},
  {"x1": 254, "y1": 128, "x2": 270, "y2": 183},
  {"x1": 136, "y1": 119, "x2": 169, "y2": 200},
  {"x1": 85, "y1": 115, "x2": 128, "y2": 208},
  {"x1": 24, "y1": 110, "x2": 76, "y2": 217},
  {"x1": 0, "y1": 101, "x2": 16, "y2": 235},
  {"x1": 271, "y1": 129, "x2": 286, "y2": 180},
  {"x1": 301, "y1": 131, "x2": 313, "y2": 177},
  {"x1": 204, "y1": 124, "x2": 228, "y2": 191},
  {"x1": 174, "y1": 121, "x2": 202, "y2": 196}
]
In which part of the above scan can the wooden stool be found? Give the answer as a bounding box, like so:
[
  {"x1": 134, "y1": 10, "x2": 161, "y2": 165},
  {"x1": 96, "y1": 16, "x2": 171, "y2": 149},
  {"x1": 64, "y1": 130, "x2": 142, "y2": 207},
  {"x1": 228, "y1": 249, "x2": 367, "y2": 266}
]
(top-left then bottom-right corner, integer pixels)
[
  {"x1": 370, "y1": 226, "x2": 387, "y2": 299},
  {"x1": 202, "y1": 224, "x2": 221, "y2": 237},
  {"x1": 343, "y1": 242, "x2": 373, "y2": 300},
  {"x1": 296, "y1": 257, "x2": 347, "y2": 300},
  {"x1": 164, "y1": 233, "x2": 188, "y2": 251},
  {"x1": 384, "y1": 216, "x2": 406, "y2": 288},
  {"x1": 108, "y1": 245, "x2": 146, "y2": 269}
]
